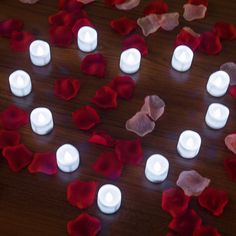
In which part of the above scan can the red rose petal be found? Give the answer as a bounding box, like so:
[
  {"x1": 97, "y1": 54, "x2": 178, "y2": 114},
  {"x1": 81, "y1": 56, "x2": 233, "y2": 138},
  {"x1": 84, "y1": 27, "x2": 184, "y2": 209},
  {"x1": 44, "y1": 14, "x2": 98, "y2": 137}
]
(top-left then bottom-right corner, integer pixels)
[
  {"x1": 115, "y1": 0, "x2": 141, "y2": 10},
  {"x1": 198, "y1": 187, "x2": 229, "y2": 216},
  {"x1": 88, "y1": 131, "x2": 115, "y2": 147},
  {"x1": 28, "y1": 152, "x2": 58, "y2": 175},
  {"x1": 0, "y1": 19, "x2": 24, "y2": 38},
  {"x1": 92, "y1": 151, "x2": 123, "y2": 180},
  {"x1": 224, "y1": 133, "x2": 236, "y2": 154},
  {"x1": 3, "y1": 144, "x2": 33, "y2": 172},
  {"x1": 49, "y1": 26, "x2": 74, "y2": 47},
  {"x1": 224, "y1": 156, "x2": 236, "y2": 182},
  {"x1": 159, "y1": 12, "x2": 180, "y2": 31},
  {"x1": 168, "y1": 209, "x2": 202, "y2": 236},
  {"x1": 92, "y1": 86, "x2": 118, "y2": 109},
  {"x1": 188, "y1": 0, "x2": 208, "y2": 7},
  {"x1": 200, "y1": 32, "x2": 222, "y2": 55},
  {"x1": 0, "y1": 130, "x2": 21, "y2": 149},
  {"x1": 175, "y1": 27, "x2": 201, "y2": 51},
  {"x1": 59, "y1": 0, "x2": 84, "y2": 11},
  {"x1": 67, "y1": 180, "x2": 98, "y2": 209},
  {"x1": 213, "y1": 21, "x2": 236, "y2": 41},
  {"x1": 144, "y1": 0, "x2": 169, "y2": 16},
  {"x1": 10, "y1": 31, "x2": 34, "y2": 52},
  {"x1": 111, "y1": 16, "x2": 136, "y2": 36},
  {"x1": 72, "y1": 18, "x2": 94, "y2": 36},
  {"x1": 220, "y1": 62, "x2": 236, "y2": 86},
  {"x1": 115, "y1": 138, "x2": 143, "y2": 165},
  {"x1": 229, "y1": 86, "x2": 236, "y2": 99},
  {"x1": 67, "y1": 213, "x2": 101, "y2": 236},
  {"x1": 81, "y1": 53, "x2": 107, "y2": 78},
  {"x1": 193, "y1": 225, "x2": 221, "y2": 236},
  {"x1": 105, "y1": 0, "x2": 125, "y2": 5},
  {"x1": 162, "y1": 188, "x2": 190, "y2": 217},
  {"x1": 183, "y1": 4, "x2": 207, "y2": 22},
  {"x1": 123, "y1": 34, "x2": 148, "y2": 56},
  {"x1": 0, "y1": 104, "x2": 29, "y2": 130},
  {"x1": 54, "y1": 77, "x2": 80, "y2": 101},
  {"x1": 72, "y1": 105, "x2": 100, "y2": 130}
]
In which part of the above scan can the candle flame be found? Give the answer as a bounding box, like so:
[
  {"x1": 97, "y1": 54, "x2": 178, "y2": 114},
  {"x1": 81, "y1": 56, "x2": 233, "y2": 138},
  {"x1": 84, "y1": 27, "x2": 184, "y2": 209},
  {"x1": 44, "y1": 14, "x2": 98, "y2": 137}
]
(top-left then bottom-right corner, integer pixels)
[
  {"x1": 64, "y1": 151, "x2": 73, "y2": 163},
  {"x1": 36, "y1": 45, "x2": 44, "y2": 56},
  {"x1": 38, "y1": 113, "x2": 46, "y2": 124},
  {"x1": 186, "y1": 138, "x2": 194, "y2": 149},
  {"x1": 153, "y1": 161, "x2": 161, "y2": 173},
  {"x1": 105, "y1": 191, "x2": 113, "y2": 203},
  {"x1": 213, "y1": 108, "x2": 221, "y2": 119},
  {"x1": 214, "y1": 76, "x2": 222, "y2": 87},
  {"x1": 84, "y1": 30, "x2": 91, "y2": 42},
  {"x1": 16, "y1": 76, "x2": 24, "y2": 86},
  {"x1": 179, "y1": 51, "x2": 187, "y2": 62},
  {"x1": 127, "y1": 53, "x2": 135, "y2": 65}
]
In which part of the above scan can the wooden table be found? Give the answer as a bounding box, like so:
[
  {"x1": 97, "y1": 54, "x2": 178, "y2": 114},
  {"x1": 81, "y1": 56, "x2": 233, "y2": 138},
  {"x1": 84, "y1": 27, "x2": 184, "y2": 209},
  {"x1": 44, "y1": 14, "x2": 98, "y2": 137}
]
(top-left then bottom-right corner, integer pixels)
[{"x1": 0, "y1": 0, "x2": 236, "y2": 235}]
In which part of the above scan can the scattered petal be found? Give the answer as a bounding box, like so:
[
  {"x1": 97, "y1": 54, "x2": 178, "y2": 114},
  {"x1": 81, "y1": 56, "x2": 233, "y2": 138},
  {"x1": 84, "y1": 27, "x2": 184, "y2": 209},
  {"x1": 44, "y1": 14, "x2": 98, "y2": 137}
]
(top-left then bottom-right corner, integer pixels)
[
  {"x1": 229, "y1": 86, "x2": 236, "y2": 98},
  {"x1": 144, "y1": 0, "x2": 169, "y2": 16},
  {"x1": 67, "y1": 180, "x2": 98, "y2": 209},
  {"x1": 188, "y1": 0, "x2": 208, "y2": 7},
  {"x1": 183, "y1": 4, "x2": 207, "y2": 21},
  {"x1": 176, "y1": 170, "x2": 211, "y2": 196},
  {"x1": 198, "y1": 187, "x2": 229, "y2": 216},
  {"x1": 159, "y1": 12, "x2": 180, "y2": 31},
  {"x1": 224, "y1": 156, "x2": 236, "y2": 182},
  {"x1": 0, "y1": 130, "x2": 21, "y2": 149},
  {"x1": 224, "y1": 133, "x2": 236, "y2": 154},
  {"x1": 3, "y1": 144, "x2": 33, "y2": 172},
  {"x1": 88, "y1": 131, "x2": 115, "y2": 147},
  {"x1": 220, "y1": 62, "x2": 236, "y2": 85},
  {"x1": 213, "y1": 21, "x2": 236, "y2": 41},
  {"x1": 59, "y1": 0, "x2": 84, "y2": 12},
  {"x1": 115, "y1": 0, "x2": 141, "y2": 10},
  {"x1": 193, "y1": 225, "x2": 221, "y2": 236},
  {"x1": 10, "y1": 31, "x2": 34, "y2": 52},
  {"x1": 72, "y1": 18, "x2": 94, "y2": 36},
  {"x1": 0, "y1": 19, "x2": 24, "y2": 38}
]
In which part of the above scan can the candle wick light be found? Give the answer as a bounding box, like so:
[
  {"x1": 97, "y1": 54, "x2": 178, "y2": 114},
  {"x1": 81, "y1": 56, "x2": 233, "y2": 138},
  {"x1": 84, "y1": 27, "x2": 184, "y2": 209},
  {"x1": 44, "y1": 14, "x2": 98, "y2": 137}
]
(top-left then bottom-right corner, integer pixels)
[
  {"x1": 105, "y1": 192, "x2": 113, "y2": 204},
  {"x1": 179, "y1": 51, "x2": 188, "y2": 62},
  {"x1": 186, "y1": 138, "x2": 194, "y2": 149},
  {"x1": 214, "y1": 76, "x2": 222, "y2": 87},
  {"x1": 38, "y1": 113, "x2": 46, "y2": 124},
  {"x1": 84, "y1": 31, "x2": 91, "y2": 42},
  {"x1": 213, "y1": 108, "x2": 221, "y2": 119},
  {"x1": 64, "y1": 151, "x2": 73, "y2": 163},
  {"x1": 127, "y1": 53, "x2": 135, "y2": 65},
  {"x1": 153, "y1": 161, "x2": 161, "y2": 173},
  {"x1": 36, "y1": 45, "x2": 44, "y2": 56},
  {"x1": 16, "y1": 76, "x2": 24, "y2": 86}
]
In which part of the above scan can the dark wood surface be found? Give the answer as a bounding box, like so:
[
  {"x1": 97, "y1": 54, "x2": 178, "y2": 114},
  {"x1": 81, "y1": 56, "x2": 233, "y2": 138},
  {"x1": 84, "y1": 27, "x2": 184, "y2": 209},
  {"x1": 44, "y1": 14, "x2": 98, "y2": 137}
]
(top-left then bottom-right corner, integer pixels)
[{"x1": 0, "y1": 0, "x2": 236, "y2": 235}]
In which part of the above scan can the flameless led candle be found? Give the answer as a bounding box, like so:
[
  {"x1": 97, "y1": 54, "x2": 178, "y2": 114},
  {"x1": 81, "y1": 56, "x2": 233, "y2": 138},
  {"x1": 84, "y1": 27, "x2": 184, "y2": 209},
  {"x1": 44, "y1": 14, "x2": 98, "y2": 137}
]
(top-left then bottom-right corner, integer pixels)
[
  {"x1": 77, "y1": 26, "x2": 97, "y2": 52},
  {"x1": 97, "y1": 184, "x2": 121, "y2": 214},
  {"x1": 206, "y1": 71, "x2": 230, "y2": 97},
  {"x1": 29, "y1": 40, "x2": 51, "y2": 66},
  {"x1": 145, "y1": 154, "x2": 169, "y2": 183},
  {"x1": 119, "y1": 48, "x2": 141, "y2": 74},
  {"x1": 171, "y1": 45, "x2": 194, "y2": 72},
  {"x1": 205, "y1": 103, "x2": 229, "y2": 129},
  {"x1": 56, "y1": 144, "x2": 80, "y2": 172},
  {"x1": 30, "y1": 107, "x2": 54, "y2": 135},
  {"x1": 9, "y1": 70, "x2": 32, "y2": 97},
  {"x1": 177, "y1": 130, "x2": 201, "y2": 159}
]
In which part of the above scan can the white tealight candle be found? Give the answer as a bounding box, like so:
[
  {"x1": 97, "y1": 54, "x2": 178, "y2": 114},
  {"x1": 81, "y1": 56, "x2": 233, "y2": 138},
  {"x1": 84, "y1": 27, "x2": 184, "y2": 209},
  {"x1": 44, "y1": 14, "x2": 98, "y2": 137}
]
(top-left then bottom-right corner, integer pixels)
[
  {"x1": 9, "y1": 70, "x2": 32, "y2": 97},
  {"x1": 30, "y1": 107, "x2": 54, "y2": 135},
  {"x1": 205, "y1": 103, "x2": 229, "y2": 129},
  {"x1": 145, "y1": 154, "x2": 169, "y2": 183},
  {"x1": 77, "y1": 26, "x2": 97, "y2": 52},
  {"x1": 171, "y1": 45, "x2": 194, "y2": 72},
  {"x1": 29, "y1": 40, "x2": 51, "y2": 66},
  {"x1": 119, "y1": 48, "x2": 141, "y2": 74},
  {"x1": 97, "y1": 184, "x2": 121, "y2": 214},
  {"x1": 206, "y1": 71, "x2": 230, "y2": 97},
  {"x1": 177, "y1": 130, "x2": 201, "y2": 159},
  {"x1": 56, "y1": 144, "x2": 80, "y2": 172}
]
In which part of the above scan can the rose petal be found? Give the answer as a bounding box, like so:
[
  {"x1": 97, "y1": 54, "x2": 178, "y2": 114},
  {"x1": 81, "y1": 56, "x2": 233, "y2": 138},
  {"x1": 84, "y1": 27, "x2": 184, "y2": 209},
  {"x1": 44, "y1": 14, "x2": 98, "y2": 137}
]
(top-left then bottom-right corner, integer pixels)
[
  {"x1": 213, "y1": 21, "x2": 236, "y2": 41},
  {"x1": 67, "y1": 180, "x2": 98, "y2": 209},
  {"x1": 162, "y1": 188, "x2": 190, "y2": 217},
  {"x1": 92, "y1": 151, "x2": 123, "y2": 180},
  {"x1": 168, "y1": 209, "x2": 202, "y2": 236},
  {"x1": 224, "y1": 133, "x2": 236, "y2": 154},
  {"x1": 59, "y1": 0, "x2": 84, "y2": 11},
  {"x1": 108, "y1": 75, "x2": 135, "y2": 100},
  {"x1": 224, "y1": 156, "x2": 236, "y2": 182},
  {"x1": 67, "y1": 213, "x2": 101, "y2": 236},
  {"x1": 175, "y1": 27, "x2": 201, "y2": 51},
  {"x1": 92, "y1": 86, "x2": 118, "y2": 109},
  {"x1": 188, "y1": 0, "x2": 208, "y2": 7},
  {"x1": 49, "y1": 26, "x2": 74, "y2": 47},
  {"x1": 176, "y1": 170, "x2": 211, "y2": 196},
  {"x1": 3, "y1": 144, "x2": 33, "y2": 172},
  {"x1": 137, "y1": 14, "x2": 161, "y2": 37},
  {"x1": 0, "y1": 104, "x2": 29, "y2": 130},
  {"x1": 19, "y1": 0, "x2": 39, "y2": 3},
  {"x1": 54, "y1": 77, "x2": 80, "y2": 101},
  {"x1": 81, "y1": 53, "x2": 107, "y2": 78},
  {"x1": 115, "y1": 138, "x2": 143, "y2": 165},
  {"x1": 10, "y1": 31, "x2": 34, "y2": 52},
  {"x1": 0, "y1": 19, "x2": 24, "y2": 38},
  {"x1": 0, "y1": 130, "x2": 21, "y2": 149},
  {"x1": 199, "y1": 31, "x2": 222, "y2": 55},
  {"x1": 158, "y1": 12, "x2": 180, "y2": 31},
  {"x1": 198, "y1": 187, "x2": 229, "y2": 216},
  {"x1": 144, "y1": 0, "x2": 169, "y2": 16},
  {"x1": 229, "y1": 86, "x2": 236, "y2": 99},
  {"x1": 28, "y1": 152, "x2": 58, "y2": 175},
  {"x1": 72, "y1": 18, "x2": 93, "y2": 36},
  {"x1": 126, "y1": 111, "x2": 155, "y2": 137},
  {"x1": 123, "y1": 34, "x2": 148, "y2": 56},
  {"x1": 72, "y1": 105, "x2": 100, "y2": 130},
  {"x1": 115, "y1": 0, "x2": 141, "y2": 10},
  {"x1": 183, "y1": 4, "x2": 207, "y2": 21},
  {"x1": 88, "y1": 131, "x2": 115, "y2": 147},
  {"x1": 77, "y1": 0, "x2": 96, "y2": 4},
  {"x1": 193, "y1": 225, "x2": 221, "y2": 236},
  {"x1": 110, "y1": 16, "x2": 137, "y2": 36},
  {"x1": 220, "y1": 62, "x2": 236, "y2": 86}
]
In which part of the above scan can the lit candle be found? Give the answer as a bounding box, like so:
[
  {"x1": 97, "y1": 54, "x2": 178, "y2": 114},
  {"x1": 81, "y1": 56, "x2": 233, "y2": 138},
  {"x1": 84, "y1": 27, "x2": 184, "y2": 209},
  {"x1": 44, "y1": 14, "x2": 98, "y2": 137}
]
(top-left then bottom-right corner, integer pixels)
[
  {"x1": 77, "y1": 26, "x2": 97, "y2": 52},
  {"x1": 97, "y1": 184, "x2": 121, "y2": 214},
  {"x1": 9, "y1": 70, "x2": 32, "y2": 97},
  {"x1": 145, "y1": 154, "x2": 169, "y2": 183},
  {"x1": 119, "y1": 48, "x2": 141, "y2": 74},
  {"x1": 206, "y1": 71, "x2": 230, "y2": 97},
  {"x1": 29, "y1": 40, "x2": 51, "y2": 66},
  {"x1": 171, "y1": 45, "x2": 194, "y2": 72},
  {"x1": 56, "y1": 144, "x2": 80, "y2": 172},
  {"x1": 177, "y1": 130, "x2": 201, "y2": 159},
  {"x1": 205, "y1": 103, "x2": 229, "y2": 129},
  {"x1": 30, "y1": 107, "x2": 54, "y2": 135}
]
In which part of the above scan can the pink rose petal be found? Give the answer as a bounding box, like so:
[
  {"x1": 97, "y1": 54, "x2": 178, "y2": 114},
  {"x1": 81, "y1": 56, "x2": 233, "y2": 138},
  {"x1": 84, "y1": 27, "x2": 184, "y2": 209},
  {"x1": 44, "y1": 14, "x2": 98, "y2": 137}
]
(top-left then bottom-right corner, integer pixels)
[
  {"x1": 225, "y1": 133, "x2": 236, "y2": 154},
  {"x1": 220, "y1": 62, "x2": 236, "y2": 86},
  {"x1": 183, "y1": 4, "x2": 207, "y2": 21},
  {"x1": 115, "y1": 0, "x2": 140, "y2": 10},
  {"x1": 176, "y1": 170, "x2": 211, "y2": 196},
  {"x1": 126, "y1": 111, "x2": 155, "y2": 137},
  {"x1": 159, "y1": 12, "x2": 180, "y2": 31}
]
